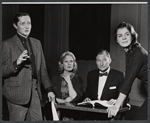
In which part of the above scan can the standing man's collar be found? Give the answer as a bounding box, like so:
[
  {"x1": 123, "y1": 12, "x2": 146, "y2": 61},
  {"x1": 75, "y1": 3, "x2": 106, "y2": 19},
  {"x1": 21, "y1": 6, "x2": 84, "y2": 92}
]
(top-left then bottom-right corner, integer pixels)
[
  {"x1": 17, "y1": 32, "x2": 28, "y2": 39},
  {"x1": 17, "y1": 33, "x2": 30, "y2": 43}
]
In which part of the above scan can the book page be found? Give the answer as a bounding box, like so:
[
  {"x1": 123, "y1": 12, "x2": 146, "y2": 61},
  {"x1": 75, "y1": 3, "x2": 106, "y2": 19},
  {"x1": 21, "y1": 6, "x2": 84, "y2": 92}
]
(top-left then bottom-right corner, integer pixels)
[
  {"x1": 77, "y1": 100, "x2": 95, "y2": 107},
  {"x1": 77, "y1": 100, "x2": 114, "y2": 108},
  {"x1": 94, "y1": 100, "x2": 114, "y2": 107}
]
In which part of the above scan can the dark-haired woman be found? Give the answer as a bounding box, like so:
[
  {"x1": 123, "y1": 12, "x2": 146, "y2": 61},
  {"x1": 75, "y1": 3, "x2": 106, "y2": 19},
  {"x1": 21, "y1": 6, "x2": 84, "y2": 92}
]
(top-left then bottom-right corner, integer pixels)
[{"x1": 107, "y1": 22, "x2": 148, "y2": 120}]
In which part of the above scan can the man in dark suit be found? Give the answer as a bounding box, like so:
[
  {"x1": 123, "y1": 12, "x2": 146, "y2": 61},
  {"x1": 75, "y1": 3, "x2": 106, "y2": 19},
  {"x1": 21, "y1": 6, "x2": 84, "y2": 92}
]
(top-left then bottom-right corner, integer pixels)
[
  {"x1": 83, "y1": 49, "x2": 125, "y2": 120},
  {"x1": 2, "y1": 12, "x2": 55, "y2": 121}
]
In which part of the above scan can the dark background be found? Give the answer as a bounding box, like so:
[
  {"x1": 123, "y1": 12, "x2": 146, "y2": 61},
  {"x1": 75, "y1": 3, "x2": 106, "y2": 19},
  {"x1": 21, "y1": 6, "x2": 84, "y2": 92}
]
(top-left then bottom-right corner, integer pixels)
[
  {"x1": 69, "y1": 4, "x2": 110, "y2": 60},
  {"x1": 2, "y1": 4, "x2": 110, "y2": 60}
]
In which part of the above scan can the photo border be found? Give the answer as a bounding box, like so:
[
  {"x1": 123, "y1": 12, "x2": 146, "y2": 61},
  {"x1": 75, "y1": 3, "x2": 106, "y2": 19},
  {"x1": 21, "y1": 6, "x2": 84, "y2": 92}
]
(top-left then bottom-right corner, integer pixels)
[{"x1": 0, "y1": 0, "x2": 149, "y2": 123}]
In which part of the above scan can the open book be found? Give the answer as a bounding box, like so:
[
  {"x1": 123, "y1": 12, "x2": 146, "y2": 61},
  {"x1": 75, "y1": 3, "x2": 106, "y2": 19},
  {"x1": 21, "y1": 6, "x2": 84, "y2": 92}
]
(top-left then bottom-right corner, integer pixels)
[{"x1": 77, "y1": 100, "x2": 115, "y2": 108}]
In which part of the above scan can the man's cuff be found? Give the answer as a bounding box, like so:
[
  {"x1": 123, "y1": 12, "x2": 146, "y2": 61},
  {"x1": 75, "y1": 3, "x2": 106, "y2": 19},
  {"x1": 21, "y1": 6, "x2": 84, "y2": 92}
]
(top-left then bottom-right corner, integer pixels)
[
  {"x1": 13, "y1": 60, "x2": 21, "y2": 72},
  {"x1": 46, "y1": 87, "x2": 54, "y2": 93}
]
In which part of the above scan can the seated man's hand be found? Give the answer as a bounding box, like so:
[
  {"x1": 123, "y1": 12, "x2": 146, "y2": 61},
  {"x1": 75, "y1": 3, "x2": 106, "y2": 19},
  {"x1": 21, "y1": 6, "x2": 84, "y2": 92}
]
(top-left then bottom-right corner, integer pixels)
[
  {"x1": 83, "y1": 97, "x2": 91, "y2": 102},
  {"x1": 107, "y1": 99, "x2": 116, "y2": 105}
]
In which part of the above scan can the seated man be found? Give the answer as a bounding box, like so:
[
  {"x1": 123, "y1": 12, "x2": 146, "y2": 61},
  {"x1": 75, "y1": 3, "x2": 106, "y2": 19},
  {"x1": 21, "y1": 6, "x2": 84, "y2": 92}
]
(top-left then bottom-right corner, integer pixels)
[{"x1": 82, "y1": 49, "x2": 128, "y2": 120}]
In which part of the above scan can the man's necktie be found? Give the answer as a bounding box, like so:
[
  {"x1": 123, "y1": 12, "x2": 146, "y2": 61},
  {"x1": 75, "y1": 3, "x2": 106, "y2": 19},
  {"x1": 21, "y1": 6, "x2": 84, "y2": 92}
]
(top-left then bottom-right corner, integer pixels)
[{"x1": 99, "y1": 72, "x2": 108, "y2": 77}]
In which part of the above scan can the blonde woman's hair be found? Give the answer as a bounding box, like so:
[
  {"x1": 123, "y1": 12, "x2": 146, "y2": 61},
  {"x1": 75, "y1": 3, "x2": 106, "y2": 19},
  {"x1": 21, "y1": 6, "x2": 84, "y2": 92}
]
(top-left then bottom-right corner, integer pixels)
[{"x1": 58, "y1": 51, "x2": 78, "y2": 74}]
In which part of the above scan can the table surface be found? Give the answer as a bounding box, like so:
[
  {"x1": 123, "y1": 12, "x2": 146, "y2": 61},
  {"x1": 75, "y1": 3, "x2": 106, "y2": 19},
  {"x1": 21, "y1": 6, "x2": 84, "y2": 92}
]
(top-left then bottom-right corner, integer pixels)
[{"x1": 55, "y1": 103, "x2": 129, "y2": 114}]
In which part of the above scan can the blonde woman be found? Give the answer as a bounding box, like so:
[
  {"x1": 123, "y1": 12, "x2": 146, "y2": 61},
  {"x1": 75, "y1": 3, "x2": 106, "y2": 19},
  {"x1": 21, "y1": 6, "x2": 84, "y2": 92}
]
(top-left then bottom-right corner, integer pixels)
[{"x1": 51, "y1": 51, "x2": 83, "y2": 120}]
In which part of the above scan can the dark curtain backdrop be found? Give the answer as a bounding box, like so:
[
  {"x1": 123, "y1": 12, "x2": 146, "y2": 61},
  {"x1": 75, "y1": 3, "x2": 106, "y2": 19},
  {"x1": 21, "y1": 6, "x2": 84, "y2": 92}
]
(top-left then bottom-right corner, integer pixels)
[
  {"x1": 69, "y1": 4, "x2": 111, "y2": 60},
  {"x1": 19, "y1": 4, "x2": 45, "y2": 47},
  {"x1": 2, "y1": 4, "x2": 45, "y2": 47},
  {"x1": 2, "y1": 4, "x2": 111, "y2": 60}
]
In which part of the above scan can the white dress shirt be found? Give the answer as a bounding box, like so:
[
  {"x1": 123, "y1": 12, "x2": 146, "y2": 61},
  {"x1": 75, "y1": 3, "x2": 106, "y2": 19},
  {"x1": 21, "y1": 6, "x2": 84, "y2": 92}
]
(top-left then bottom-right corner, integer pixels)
[{"x1": 97, "y1": 67, "x2": 110, "y2": 100}]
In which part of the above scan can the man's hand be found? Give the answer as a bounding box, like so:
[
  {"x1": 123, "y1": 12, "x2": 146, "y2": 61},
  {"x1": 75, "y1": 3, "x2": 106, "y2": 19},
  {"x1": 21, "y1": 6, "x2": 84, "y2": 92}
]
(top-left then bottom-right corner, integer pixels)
[
  {"x1": 107, "y1": 99, "x2": 116, "y2": 105},
  {"x1": 83, "y1": 97, "x2": 91, "y2": 102},
  {"x1": 17, "y1": 50, "x2": 30, "y2": 65},
  {"x1": 48, "y1": 92, "x2": 55, "y2": 102}
]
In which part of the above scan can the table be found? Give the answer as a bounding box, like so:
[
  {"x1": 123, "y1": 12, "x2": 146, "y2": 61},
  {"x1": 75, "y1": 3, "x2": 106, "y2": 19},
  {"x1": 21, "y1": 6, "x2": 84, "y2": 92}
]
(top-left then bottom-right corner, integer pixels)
[{"x1": 55, "y1": 103, "x2": 130, "y2": 120}]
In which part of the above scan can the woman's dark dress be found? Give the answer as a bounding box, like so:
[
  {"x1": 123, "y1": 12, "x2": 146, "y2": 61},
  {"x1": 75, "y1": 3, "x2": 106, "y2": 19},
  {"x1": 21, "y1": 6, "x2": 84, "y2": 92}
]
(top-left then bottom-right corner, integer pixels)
[{"x1": 120, "y1": 43, "x2": 148, "y2": 120}]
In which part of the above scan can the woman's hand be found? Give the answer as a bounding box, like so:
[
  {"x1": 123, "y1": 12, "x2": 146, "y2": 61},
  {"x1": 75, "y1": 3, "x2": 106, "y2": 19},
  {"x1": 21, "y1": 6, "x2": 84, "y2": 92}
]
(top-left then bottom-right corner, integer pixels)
[
  {"x1": 107, "y1": 93, "x2": 126, "y2": 118},
  {"x1": 107, "y1": 105, "x2": 119, "y2": 118},
  {"x1": 56, "y1": 98, "x2": 66, "y2": 104},
  {"x1": 63, "y1": 75, "x2": 71, "y2": 84},
  {"x1": 63, "y1": 74, "x2": 77, "y2": 99},
  {"x1": 65, "y1": 97, "x2": 73, "y2": 102}
]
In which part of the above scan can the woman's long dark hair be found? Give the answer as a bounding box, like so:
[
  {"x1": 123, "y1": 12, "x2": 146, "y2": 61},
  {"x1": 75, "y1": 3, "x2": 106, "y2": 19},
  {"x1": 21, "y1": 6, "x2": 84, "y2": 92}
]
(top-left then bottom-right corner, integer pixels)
[{"x1": 114, "y1": 22, "x2": 140, "y2": 54}]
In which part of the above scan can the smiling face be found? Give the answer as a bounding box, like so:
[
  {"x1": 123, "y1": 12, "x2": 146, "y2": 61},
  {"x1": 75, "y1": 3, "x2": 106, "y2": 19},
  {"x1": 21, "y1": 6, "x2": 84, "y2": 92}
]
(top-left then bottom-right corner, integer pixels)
[
  {"x1": 63, "y1": 55, "x2": 74, "y2": 72},
  {"x1": 116, "y1": 27, "x2": 132, "y2": 48},
  {"x1": 13, "y1": 15, "x2": 31, "y2": 37},
  {"x1": 96, "y1": 52, "x2": 111, "y2": 71}
]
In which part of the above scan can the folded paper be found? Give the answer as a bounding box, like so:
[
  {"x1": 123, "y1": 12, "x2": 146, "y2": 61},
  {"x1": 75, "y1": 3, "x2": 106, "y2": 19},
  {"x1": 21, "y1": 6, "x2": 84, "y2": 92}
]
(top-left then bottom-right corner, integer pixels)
[{"x1": 51, "y1": 101, "x2": 59, "y2": 121}]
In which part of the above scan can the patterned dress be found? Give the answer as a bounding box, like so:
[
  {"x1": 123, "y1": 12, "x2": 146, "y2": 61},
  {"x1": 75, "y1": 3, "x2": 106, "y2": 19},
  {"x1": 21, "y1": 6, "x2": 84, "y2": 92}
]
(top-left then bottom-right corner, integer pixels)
[{"x1": 61, "y1": 78, "x2": 69, "y2": 99}]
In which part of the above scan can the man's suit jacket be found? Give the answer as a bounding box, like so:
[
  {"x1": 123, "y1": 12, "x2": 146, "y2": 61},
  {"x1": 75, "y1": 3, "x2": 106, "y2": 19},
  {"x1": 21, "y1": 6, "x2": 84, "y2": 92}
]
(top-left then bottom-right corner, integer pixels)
[
  {"x1": 2, "y1": 35, "x2": 52, "y2": 105},
  {"x1": 85, "y1": 68, "x2": 124, "y2": 101}
]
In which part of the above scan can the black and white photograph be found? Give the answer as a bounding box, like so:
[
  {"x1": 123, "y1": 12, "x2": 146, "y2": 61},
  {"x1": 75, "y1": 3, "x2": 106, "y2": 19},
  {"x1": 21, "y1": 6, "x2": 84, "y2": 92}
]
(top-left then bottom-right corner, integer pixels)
[{"x1": 1, "y1": 1, "x2": 148, "y2": 121}]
